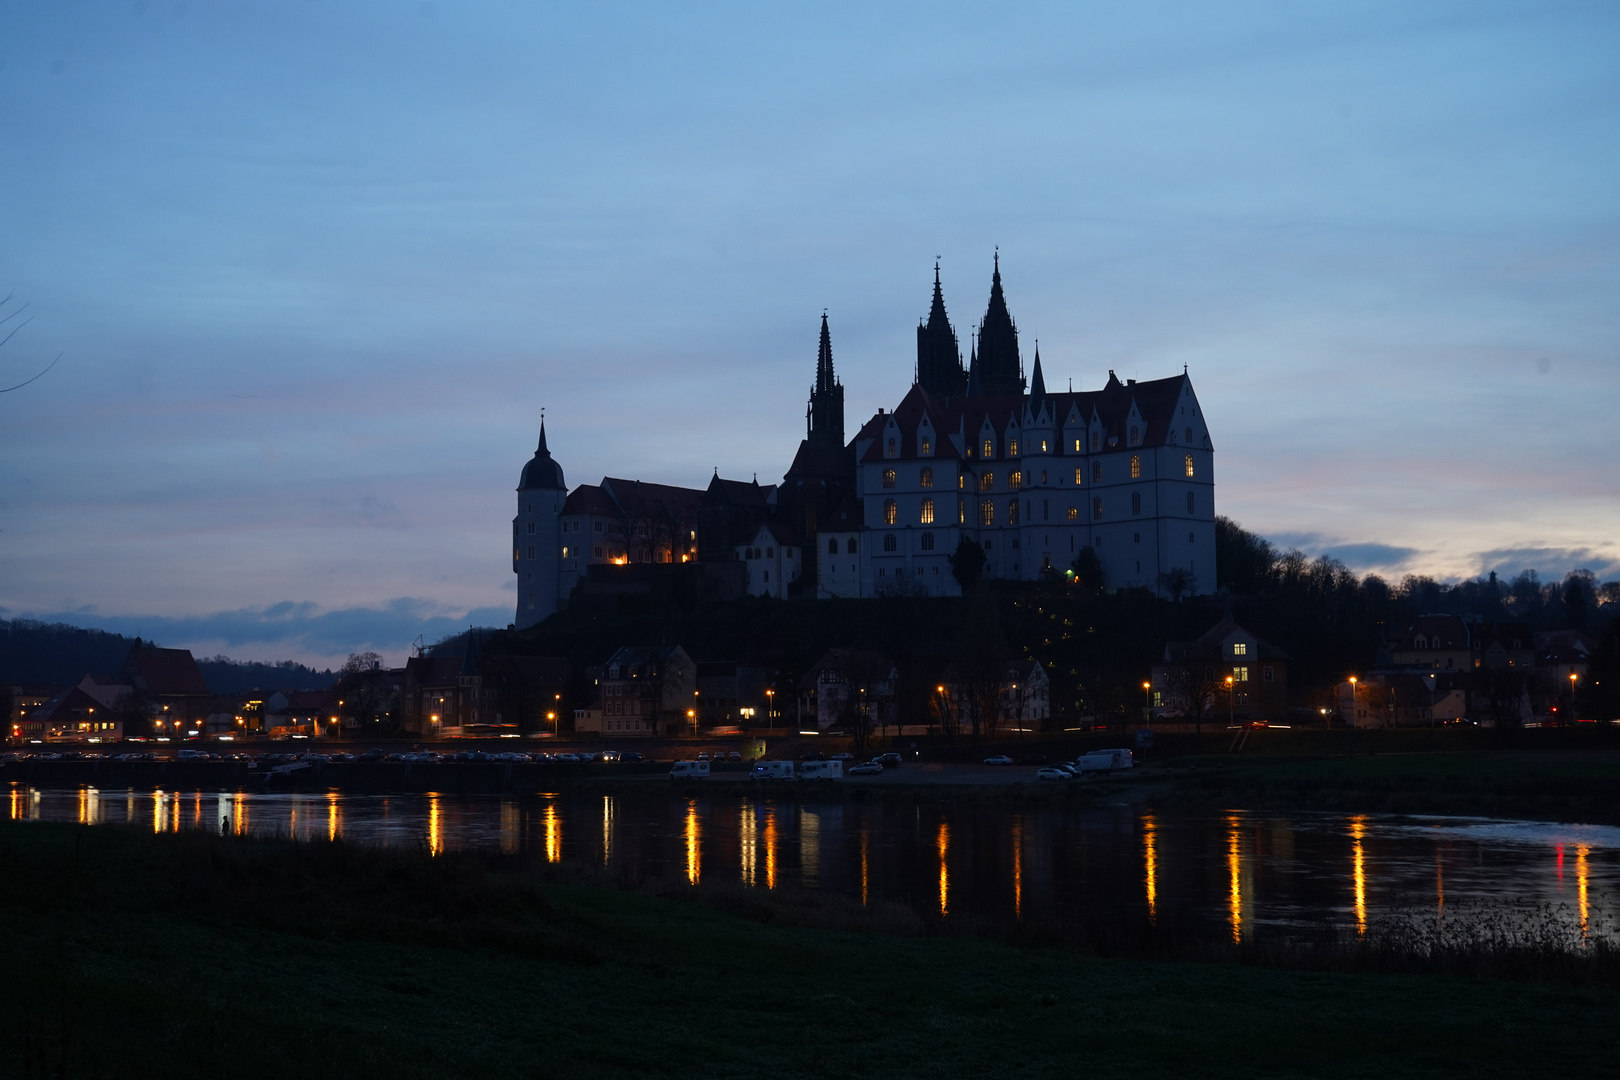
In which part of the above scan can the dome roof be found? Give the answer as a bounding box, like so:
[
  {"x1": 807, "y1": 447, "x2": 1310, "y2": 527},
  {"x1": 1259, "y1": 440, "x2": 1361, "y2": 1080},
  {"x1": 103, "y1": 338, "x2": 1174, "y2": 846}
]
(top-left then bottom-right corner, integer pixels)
[{"x1": 517, "y1": 420, "x2": 566, "y2": 491}]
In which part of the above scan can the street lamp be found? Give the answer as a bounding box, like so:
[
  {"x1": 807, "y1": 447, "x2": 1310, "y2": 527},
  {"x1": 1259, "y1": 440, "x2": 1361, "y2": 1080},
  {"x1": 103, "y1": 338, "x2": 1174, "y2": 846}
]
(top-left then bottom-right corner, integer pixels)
[
  {"x1": 1569, "y1": 672, "x2": 1579, "y2": 722},
  {"x1": 1348, "y1": 675, "x2": 1358, "y2": 728},
  {"x1": 1142, "y1": 680, "x2": 1152, "y2": 723},
  {"x1": 1226, "y1": 674, "x2": 1234, "y2": 728}
]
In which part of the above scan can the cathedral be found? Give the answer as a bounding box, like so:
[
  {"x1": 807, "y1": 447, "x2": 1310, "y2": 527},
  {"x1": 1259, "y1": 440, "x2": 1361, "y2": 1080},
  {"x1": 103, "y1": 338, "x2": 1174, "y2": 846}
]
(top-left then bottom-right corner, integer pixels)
[{"x1": 513, "y1": 257, "x2": 1215, "y2": 627}]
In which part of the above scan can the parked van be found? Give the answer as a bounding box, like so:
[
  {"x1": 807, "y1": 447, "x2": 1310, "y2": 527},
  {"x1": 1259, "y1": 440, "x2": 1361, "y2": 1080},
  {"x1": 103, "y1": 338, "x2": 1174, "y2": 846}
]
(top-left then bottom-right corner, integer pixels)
[
  {"x1": 798, "y1": 759, "x2": 843, "y2": 780},
  {"x1": 751, "y1": 760, "x2": 796, "y2": 781},
  {"x1": 1074, "y1": 748, "x2": 1134, "y2": 773},
  {"x1": 670, "y1": 760, "x2": 710, "y2": 779}
]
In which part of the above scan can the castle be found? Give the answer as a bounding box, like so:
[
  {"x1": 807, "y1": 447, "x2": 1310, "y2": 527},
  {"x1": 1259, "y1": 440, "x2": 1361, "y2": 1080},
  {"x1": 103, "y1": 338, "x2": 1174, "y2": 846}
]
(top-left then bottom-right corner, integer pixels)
[{"x1": 513, "y1": 257, "x2": 1215, "y2": 628}]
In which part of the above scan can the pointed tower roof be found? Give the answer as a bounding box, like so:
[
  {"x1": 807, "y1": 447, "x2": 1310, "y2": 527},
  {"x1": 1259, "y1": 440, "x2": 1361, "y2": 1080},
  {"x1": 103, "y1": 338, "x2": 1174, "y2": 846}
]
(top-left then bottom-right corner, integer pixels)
[
  {"x1": 1029, "y1": 345, "x2": 1047, "y2": 411},
  {"x1": 518, "y1": 416, "x2": 566, "y2": 491},
  {"x1": 969, "y1": 251, "x2": 1024, "y2": 397},
  {"x1": 459, "y1": 628, "x2": 481, "y2": 678},
  {"x1": 916, "y1": 260, "x2": 966, "y2": 396},
  {"x1": 816, "y1": 311, "x2": 836, "y2": 393}
]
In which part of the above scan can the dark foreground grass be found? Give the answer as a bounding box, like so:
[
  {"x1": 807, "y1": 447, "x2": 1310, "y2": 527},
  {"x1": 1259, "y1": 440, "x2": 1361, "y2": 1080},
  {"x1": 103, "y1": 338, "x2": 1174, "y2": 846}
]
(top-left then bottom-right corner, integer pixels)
[{"x1": 4, "y1": 821, "x2": 1619, "y2": 1080}]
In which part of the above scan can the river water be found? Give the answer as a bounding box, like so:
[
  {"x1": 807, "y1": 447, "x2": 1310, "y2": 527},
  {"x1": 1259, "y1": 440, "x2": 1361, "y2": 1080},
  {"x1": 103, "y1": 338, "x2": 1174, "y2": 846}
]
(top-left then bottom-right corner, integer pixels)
[{"x1": 11, "y1": 783, "x2": 1617, "y2": 945}]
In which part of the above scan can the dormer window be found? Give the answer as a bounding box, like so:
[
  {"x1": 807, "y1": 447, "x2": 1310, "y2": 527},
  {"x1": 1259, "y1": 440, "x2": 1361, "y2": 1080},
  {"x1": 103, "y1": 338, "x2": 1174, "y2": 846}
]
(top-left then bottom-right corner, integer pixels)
[
  {"x1": 980, "y1": 472, "x2": 995, "y2": 492},
  {"x1": 1129, "y1": 425, "x2": 1140, "y2": 444},
  {"x1": 920, "y1": 436, "x2": 932, "y2": 456},
  {"x1": 983, "y1": 438, "x2": 994, "y2": 458},
  {"x1": 1073, "y1": 437, "x2": 1083, "y2": 453},
  {"x1": 1233, "y1": 642, "x2": 1248, "y2": 657},
  {"x1": 1185, "y1": 455, "x2": 1195, "y2": 477},
  {"x1": 1092, "y1": 432, "x2": 1101, "y2": 451},
  {"x1": 882, "y1": 469, "x2": 897, "y2": 489},
  {"x1": 886, "y1": 438, "x2": 897, "y2": 456},
  {"x1": 1009, "y1": 439, "x2": 1019, "y2": 457},
  {"x1": 1186, "y1": 427, "x2": 1193, "y2": 441}
]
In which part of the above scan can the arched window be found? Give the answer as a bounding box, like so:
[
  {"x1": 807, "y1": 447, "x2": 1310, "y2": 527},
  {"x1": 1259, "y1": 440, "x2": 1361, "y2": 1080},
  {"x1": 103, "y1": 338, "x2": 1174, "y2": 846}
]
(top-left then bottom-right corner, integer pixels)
[
  {"x1": 1040, "y1": 439, "x2": 1048, "y2": 453},
  {"x1": 920, "y1": 467, "x2": 934, "y2": 488},
  {"x1": 1187, "y1": 492, "x2": 1195, "y2": 514},
  {"x1": 1092, "y1": 461, "x2": 1103, "y2": 483},
  {"x1": 982, "y1": 438, "x2": 994, "y2": 458},
  {"x1": 827, "y1": 538, "x2": 838, "y2": 554},
  {"x1": 980, "y1": 501, "x2": 995, "y2": 526},
  {"x1": 920, "y1": 532, "x2": 935, "y2": 551},
  {"x1": 883, "y1": 533, "x2": 897, "y2": 552},
  {"x1": 846, "y1": 537, "x2": 858, "y2": 554},
  {"x1": 1009, "y1": 438, "x2": 1019, "y2": 456},
  {"x1": 1131, "y1": 492, "x2": 1142, "y2": 515},
  {"x1": 1067, "y1": 506, "x2": 1079, "y2": 521},
  {"x1": 1130, "y1": 455, "x2": 1141, "y2": 479},
  {"x1": 920, "y1": 497, "x2": 936, "y2": 524},
  {"x1": 765, "y1": 546, "x2": 775, "y2": 558},
  {"x1": 1009, "y1": 470, "x2": 1022, "y2": 489},
  {"x1": 1185, "y1": 454, "x2": 1194, "y2": 478},
  {"x1": 882, "y1": 469, "x2": 896, "y2": 489},
  {"x1": 1073, "y1": 467, "x2": 1083, "y2": 485},
  {"x1": 958, "y1": 498, "x2": 965, "y2": 524},
  {"x1": 1008, "y1": 499, "x2": 1020, "y2": 524},
  {"x1": 1092, "y1": 497, "x2": 1103, "y2": 520},
  {"x1": 920, "y1": 437, "x2": 932, "y2": 456},
  {"x1": 882, "y1": 499, "x2": 897, "y2": 525},
  {"x1": 979, "y1": 472, "x2": 995, "y2": 492}
]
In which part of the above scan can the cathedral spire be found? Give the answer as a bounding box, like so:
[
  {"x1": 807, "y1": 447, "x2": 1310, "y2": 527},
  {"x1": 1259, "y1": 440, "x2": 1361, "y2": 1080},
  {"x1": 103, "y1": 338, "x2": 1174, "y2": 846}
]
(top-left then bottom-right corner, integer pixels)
[
  {"x1": 1029, "y1": 346, "x2": 1047, "y2": 413},
  {"x1": 969, "y1": 252, "x2": 1024, "y2": 397},
  {"x1": 807, "y1": 313, "x2": 845, "y2": 448},
  {"x1": 916, "y1": 260, "x2": 966, "y2": 396}
]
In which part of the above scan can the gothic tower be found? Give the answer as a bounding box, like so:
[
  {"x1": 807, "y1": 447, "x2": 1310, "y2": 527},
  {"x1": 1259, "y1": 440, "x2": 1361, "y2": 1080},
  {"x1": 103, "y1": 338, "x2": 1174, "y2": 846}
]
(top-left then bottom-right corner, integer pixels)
[
  {"x1": 968, "y1": 252, "x2": 1025, "y2": 397},
  {"x1": 513, "y1": 417, "x2": 566, "y2": 629},
  {"x1": 806, "y1": 312, "x2": 844, "y2": 448},
  {"x1": 915, "y1": 261, "x2": 966, "y2": 397}
]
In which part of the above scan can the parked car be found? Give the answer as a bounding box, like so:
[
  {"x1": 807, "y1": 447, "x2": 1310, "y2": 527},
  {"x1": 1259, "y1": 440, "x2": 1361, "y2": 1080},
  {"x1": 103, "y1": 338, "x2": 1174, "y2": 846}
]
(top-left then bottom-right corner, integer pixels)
[
  {"x1": 1074, "y1": 749, "x2": 1134, "y2": 773},
  {"x1": 983, "y1": 755, "x2": 1014, "y2": 766},
  {"x1": 1035, "y1": 766, "x2": 1072, "y2": 782},
  {"x1": 846, "y1": 762, "x2": 883, "y2": 776},
  {"x1": 359, "y1": 749, "x2": 385, "y2": 762},
  {"x1": 620, "y1": 751, "x2": 644, "y2": 763},
  {"x1": 555, "y1": 752, "x2": 582, "y2": 763},
  {"x1": 726, "y1": 751, "x2": 741, "y2": 761},
  {"x1": 878, "y1": 752, "x2": 902, "y2": 768},
  {"x1": 697, "y1": 752, "x2": 711, "y2": 762},
  {"x1": 599, "y1": 750, "x2": 621, "y2": 762},
  {"x1": 831, "y1": 752, "x2": 854, "y2": 762}
]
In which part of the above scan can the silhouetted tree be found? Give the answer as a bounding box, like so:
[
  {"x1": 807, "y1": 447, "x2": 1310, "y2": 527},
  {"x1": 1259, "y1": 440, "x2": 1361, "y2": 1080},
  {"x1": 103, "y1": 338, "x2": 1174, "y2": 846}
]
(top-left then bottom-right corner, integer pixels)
[{"x1": 948, "y1": 538, "x2": 986, "y2": 592}]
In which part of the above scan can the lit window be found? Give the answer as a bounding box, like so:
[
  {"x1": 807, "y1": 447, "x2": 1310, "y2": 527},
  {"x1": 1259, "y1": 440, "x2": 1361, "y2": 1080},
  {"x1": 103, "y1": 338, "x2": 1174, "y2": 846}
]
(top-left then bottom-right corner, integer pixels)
[
  {"x1": 983, "y1": 438, "x2": 994, "y2": 458},
  {"x1": 1092, "y1": 497, "x2": 1103, "y2": 520},
  {"x1": 920, "y1": 532, "x2": 935, "y2": 551},
  {"x1": 1040, "y1": 439, "x2": 1048, "y2": 452},
  {"x1": 561, "y1": 546, "x2": 569, "y2": 557},
  {"x1": 1073, "y1": 437, "x2": 1083, "y2": 452},
  {"x1": 920, "y1": 498, "x2": 935, "y2": 524},
  {"x1": 1074, "y1": 467, "x2": 1083, "y2": 485},
  {"x1": 887, "y1": 438, "x2": 896, "y2": 456},
  {"x1": 1009, "y1": 470, "x2": 1022, "y2": 490},
  {"x1": 958, "y1": 474, "x2": 964, "y2": 489},
  {"x1": 958, "y1": 499, "x2": 965, "y2": 524},
  {"x1": 882, "y1": 469, "x2": 897, "y2": 489},
  {"x1": 920, "y1": 437, "x2": 932, "y2": 456},
  {"x1": 1130, "y1": 455, "x2": 1141, "y2": 479},
  {"x1": 1131, "y1": 492, "x2": 1141, "y2": 515},
  {"x1": 1008, "y1": 499, "x2": 1020, "y2": 524},
  {"x1": 1233, "y1": 642, "x2": 1248, "y2": 656},
  {"x1": 883, "y1": 533, "x2": 897, "y2": 552},
  {"x1": 1010, "y1": 439, "x2": 1019, "y2": 456},
  {"x1": 883, "y1": 499, "x2": 897, "y2": 525},
  {"x1": 979, "y1": 472, "x2": 994, "y2": 492},
  {"x1": 1233, "y1": 666, "x2": 1249, "y2": 682},
  {"x1": 1185, "y1": 454, "x2": 1195, "y2": 478},
  {"x1": 1067, "y1": 507, "x2": 1078, "y2": 521},
  {"x1": 920, "y1": 467, "x2": 934, "y2": 488},
  {"x1": 980, "y1": 501, "x2": 995, "y2": 526}
]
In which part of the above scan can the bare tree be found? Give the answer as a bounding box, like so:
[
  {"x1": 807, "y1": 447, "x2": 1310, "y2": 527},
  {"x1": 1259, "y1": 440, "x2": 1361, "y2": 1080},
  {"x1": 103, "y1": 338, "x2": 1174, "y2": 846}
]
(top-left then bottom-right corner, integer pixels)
[{"x1": 0, "y1": 293, "x2": 61, "y2": 393}]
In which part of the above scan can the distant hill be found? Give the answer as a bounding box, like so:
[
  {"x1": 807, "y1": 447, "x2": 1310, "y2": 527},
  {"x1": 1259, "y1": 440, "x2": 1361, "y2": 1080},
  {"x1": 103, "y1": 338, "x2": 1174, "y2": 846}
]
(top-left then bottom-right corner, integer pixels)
[{"x1": 0, "y1": 619, "x2": 333, "y2": 693}]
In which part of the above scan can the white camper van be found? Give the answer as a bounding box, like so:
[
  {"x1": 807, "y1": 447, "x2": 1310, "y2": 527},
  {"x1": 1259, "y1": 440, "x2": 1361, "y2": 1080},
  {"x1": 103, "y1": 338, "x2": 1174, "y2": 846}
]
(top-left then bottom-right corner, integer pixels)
[
  {"x1": 670, "y1": 760, "x2": 710, "y2": 779},
  {"x1": 750, "y1": 760, "x2": 796, "y2": 781},
  {"x1": 1074, "y1": 748, "x2": 1134, "y2": 773},
  {"x1": 798, "y1": 760, "x2": 843, "y2": 780}
]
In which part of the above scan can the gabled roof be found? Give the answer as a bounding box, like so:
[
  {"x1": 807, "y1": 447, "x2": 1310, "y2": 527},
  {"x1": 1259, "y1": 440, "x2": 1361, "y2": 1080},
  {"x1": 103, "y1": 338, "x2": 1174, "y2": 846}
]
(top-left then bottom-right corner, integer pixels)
[
  {"x1": 1163, "y1": 615, "x2": 1290, "y2": 662},
  {"x1": 562, "y1": 484, "x2": 619, "y2": 516},
  {"x1": 120, "y1": 646, "x2": 210, "y2": 697},
  {"x1": 797, "y1": 648, "x2": 895, "y2": 689},
  {"x1": 704, "y1": 473, "x2": 771, "y2": 508},
  {"x1": 601, "y1": 477, "x2": 704, "y2": 521}
]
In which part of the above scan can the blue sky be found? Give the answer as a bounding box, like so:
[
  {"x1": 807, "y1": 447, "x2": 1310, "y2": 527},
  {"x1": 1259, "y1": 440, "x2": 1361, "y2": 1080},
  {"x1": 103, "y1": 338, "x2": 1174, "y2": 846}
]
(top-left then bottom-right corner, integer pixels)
[{"x1": 2, "y1": 1, "x2": 1617, "y2": 665}]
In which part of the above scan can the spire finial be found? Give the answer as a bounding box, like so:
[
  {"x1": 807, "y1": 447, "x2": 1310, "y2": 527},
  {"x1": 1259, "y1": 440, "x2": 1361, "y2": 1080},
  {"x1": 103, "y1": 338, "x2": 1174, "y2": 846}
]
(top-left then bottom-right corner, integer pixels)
[{"x1": 536, "y1": 409, "x2": 549, "y2": 454}]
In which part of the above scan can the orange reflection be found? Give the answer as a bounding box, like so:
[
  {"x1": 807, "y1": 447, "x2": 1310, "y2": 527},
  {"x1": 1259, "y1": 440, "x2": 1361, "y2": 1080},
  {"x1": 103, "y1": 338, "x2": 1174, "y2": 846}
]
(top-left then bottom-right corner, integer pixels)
[
  {"x1": 8, "y1": 786, "x2": 19, "y2": 821},
  {"x1": 233, "y1": 791, "x2": 247, "y2": 836},
  {"x1": 1349, "y1": 814, "x2": 1368, "y2": 935},
  {"x1": 859, "y1": 827, "x2": 870, "y2": 906},
  {"x1": 801, "y1": 809, "x2": 822, "y2": 888},
  {"x1": 328, "y1": 792, "x2": 342, "y2": 842},
  {"x1": 192, "y1": 791, "x2": 202, "y2": 829},
  {"x1": 684, "y1": 800, "x2": 701, "y2": 884},
  {"x1": 763, "y1": 807, "x2": 778, "y2": 889},
  {"x1": 499, "y1": 799, "x2": 520, "y2": 855},
  {"x1": 1226, "y1": 812, "x2": 1243, "y2": 943},
  {"x1": 544, "y1": 802, "x2": 562, "y2": 863},
  {"x1": 1012, "y1": 817, "x2": 1024, "y2": 919},
  {"x1": 1577, "y1": 844, "x2": 1590, "y2": 931},
  {"x1": 289, "y1": 794, "x2": 300, "y2": 839},
  {"x1": 1143, "y1": 814, "x2": 1158, "y2": 923},
  {"x1": 602, "y1": 795, "x2": 615, "y2": 867},
  {"x1": 426, "y1": 792, "x2": 443, "y2": 855},
  {"x1": 153, "y1": 790, "x2": 166, "y2": 833},
  {"x1": 740, "y1": 802, "x2": 757, "y2": 886},
  {"x1": 937, "y1": 820, "x2": 950, "y2": 917}
]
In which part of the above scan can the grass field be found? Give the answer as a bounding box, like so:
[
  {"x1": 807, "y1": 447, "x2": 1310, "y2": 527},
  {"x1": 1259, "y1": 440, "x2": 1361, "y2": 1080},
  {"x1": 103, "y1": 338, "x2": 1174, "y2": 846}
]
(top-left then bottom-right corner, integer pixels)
[{"x1": 4, "y1": 820, "x2": 1619, "y2": 1079}]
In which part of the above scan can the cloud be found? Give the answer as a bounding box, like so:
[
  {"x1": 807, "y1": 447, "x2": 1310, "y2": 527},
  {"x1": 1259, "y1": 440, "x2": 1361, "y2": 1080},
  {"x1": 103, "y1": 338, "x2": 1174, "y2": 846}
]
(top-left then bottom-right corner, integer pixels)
[
  {"x1": 15, "y1": 599, "x2": 513, "y2": 668},
  {"x1": 1265, "y1": 532, "x2": 1420, "y2": 573},
  {"x1": 1473, "y1": 547, "x2": 1620, "y2": 583}
]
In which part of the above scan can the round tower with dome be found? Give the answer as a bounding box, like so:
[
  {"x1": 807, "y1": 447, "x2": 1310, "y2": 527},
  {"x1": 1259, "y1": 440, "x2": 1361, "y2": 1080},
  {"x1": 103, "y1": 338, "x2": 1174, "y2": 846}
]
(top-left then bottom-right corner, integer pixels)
[{"x1": 513, "y1": 417, "x2": 566, "y2": 628}]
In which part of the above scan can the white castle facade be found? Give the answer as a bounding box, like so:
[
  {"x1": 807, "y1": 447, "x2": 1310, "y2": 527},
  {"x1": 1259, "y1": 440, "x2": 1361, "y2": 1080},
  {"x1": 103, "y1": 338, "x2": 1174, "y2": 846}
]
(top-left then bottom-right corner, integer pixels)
[{"x1": 513, "y1": 258, "x2": 1214, "y2": 628}]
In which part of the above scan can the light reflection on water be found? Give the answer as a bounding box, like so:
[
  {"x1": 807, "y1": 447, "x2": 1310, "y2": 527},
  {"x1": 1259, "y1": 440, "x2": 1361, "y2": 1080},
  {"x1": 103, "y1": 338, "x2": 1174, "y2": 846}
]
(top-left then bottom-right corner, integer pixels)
[{"x1": 8, "y1": 782, "x2": 1617, "y2": 944}]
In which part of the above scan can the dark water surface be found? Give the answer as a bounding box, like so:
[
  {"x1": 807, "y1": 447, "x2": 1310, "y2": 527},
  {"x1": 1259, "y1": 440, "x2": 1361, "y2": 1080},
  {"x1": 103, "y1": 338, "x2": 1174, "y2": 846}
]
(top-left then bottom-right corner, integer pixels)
[{"x1": 11, "y1": 783, "x2": 1617, "y2": 944}]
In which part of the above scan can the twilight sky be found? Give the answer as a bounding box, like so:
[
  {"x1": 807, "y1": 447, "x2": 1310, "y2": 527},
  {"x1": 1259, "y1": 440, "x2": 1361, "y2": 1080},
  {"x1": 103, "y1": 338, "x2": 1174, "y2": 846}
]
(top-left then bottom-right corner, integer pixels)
[{"x1": 2, "y1": 1, "x2": 1617, "y2": 666}]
